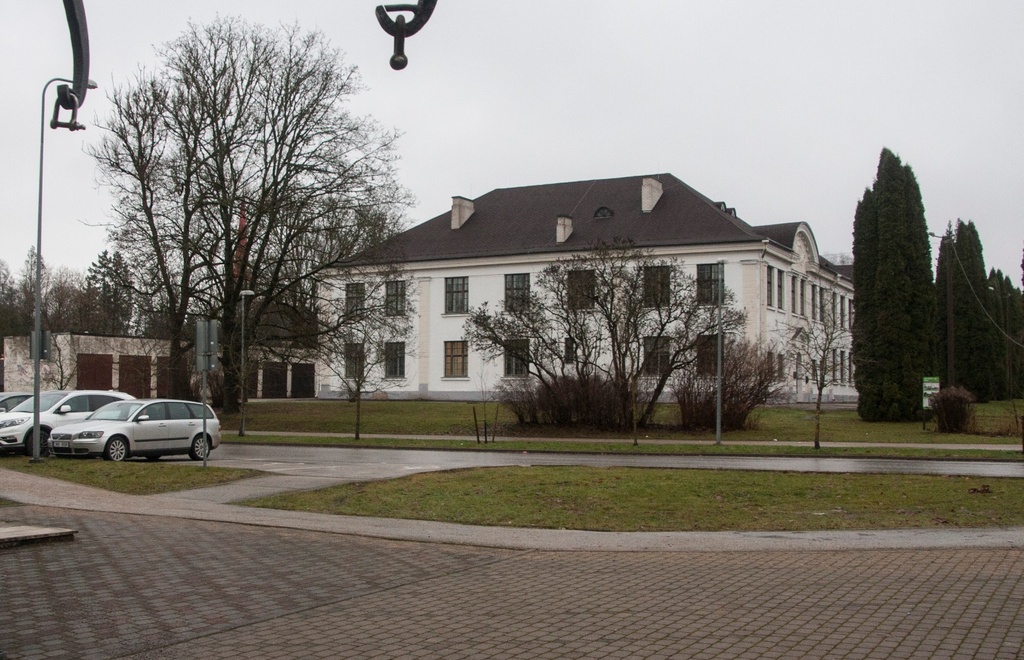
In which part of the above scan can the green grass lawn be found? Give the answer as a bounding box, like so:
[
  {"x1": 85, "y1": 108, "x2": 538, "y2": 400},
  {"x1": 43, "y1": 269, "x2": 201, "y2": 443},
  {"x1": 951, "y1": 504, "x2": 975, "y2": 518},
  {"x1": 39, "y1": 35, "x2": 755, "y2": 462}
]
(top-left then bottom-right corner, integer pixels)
[
  {"x1": 243, "y1": 466, "x2": 1024, "y2": 532},
  {"x1": 223, "y1": 399, "x2": 1024, "y2": 444},
  {"x1": 0, "y1": 455, "x2": 263, "y2": 496}
]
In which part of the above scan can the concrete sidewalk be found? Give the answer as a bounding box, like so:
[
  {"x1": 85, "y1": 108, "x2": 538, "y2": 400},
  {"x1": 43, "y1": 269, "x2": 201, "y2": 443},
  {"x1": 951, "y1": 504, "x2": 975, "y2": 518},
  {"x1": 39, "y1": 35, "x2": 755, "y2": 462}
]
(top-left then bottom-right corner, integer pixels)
[{"x1": 230, "y1": 428, "x2": 1024, "y2": 452}]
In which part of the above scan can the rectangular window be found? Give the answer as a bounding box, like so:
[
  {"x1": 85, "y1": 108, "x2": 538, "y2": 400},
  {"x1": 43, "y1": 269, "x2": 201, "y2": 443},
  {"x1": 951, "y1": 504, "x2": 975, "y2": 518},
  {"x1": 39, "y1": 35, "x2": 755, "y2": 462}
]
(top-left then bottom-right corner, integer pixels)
[
  {"x1": 831, "y1": 292, "x2": 838, "y2": 324},
  {"x1": 811, "y1": 284, "x2": 818, "y2": 321},
  {"x1": 567, "y1": 269, "x2": 596, "y2": 310},
  {"x1": 840, "y1": 296, "x2": 847, "y2": 328},
  {"x1": 445, "y1": 277, "x2": 469, "y2": 314},
  {"x1": 504, "y1": 338, "x2": 530, "y2": 377},
  {"x1": 444, "y1": 340, "x2": 468, "y2": 377},
  {"x1": 385, "y1": 342, "x2": 406, "y2": 378},
  {"x1": 504, "y1": 273, "x2": 530, "y2": 311},
  {"x1": 642, "y1": 265, "x2": 672, "y2": 307},
  {"x1": 777, "y1": 353, "x2": 786, "y2": 381},
  {"x1": 832, "y1": 349, "x2": 838, "y2": 381},
  {"x1": 385, "y1": 280, "x2": 406, "y2": 317},
  {"x1": 766, "y1": 266, "x2": 774, "y2": 307},
  {"x1": 839, "y1": 349, "x2": 846, "y2": 383},
  {"x1": 345, "y1": 282, "x2": 366, "y2": 318},
  {"x1": 344, "y1": 342, "x2": 364, "y2": 379},
  {"x1": 777, "y1": 271, "x2": 785, "y2": 310},
  {"x1": 800, "y1": 280, "x2": 807, "y2": 316},
  {"x1": 790, "y1": 275, "x2": 798, "y2": 313},
  {"x1": 697, "y1": 263, "x2": 723, "y2": 305},
  {"x1": 564, "y1": 336, "x2": 577, "y2": 363},
  {"x1": 643, "y1": 336, "x2": 671, "y2": 376},
  {"x1": 696, "y1": 334, "x2": 717, "y2": 377}
]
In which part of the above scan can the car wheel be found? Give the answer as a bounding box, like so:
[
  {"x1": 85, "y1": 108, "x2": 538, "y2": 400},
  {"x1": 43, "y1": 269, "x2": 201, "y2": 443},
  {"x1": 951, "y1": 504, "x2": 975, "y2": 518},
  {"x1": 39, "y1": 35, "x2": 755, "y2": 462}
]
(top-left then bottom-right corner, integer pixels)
[
  {"x1": 23, "y1": 428, "x2": 50, "y2": 457},
  {"x1": 188, "y1": 435, "x2": 209, "y2": 461},
  {"x1": 103, "y1": 437, "x2": 130, "y2": 462}
]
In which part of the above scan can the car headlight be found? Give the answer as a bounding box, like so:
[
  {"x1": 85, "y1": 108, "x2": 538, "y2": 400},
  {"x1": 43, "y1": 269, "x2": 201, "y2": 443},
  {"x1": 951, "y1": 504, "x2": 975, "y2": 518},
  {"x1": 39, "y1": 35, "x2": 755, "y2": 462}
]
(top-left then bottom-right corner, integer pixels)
[
  {"x1": 76, "y1": 431, "x2": 105, "y2": 439},
  {"x1": 0, "y1": 418, "x2": 27, "y2": 429}
]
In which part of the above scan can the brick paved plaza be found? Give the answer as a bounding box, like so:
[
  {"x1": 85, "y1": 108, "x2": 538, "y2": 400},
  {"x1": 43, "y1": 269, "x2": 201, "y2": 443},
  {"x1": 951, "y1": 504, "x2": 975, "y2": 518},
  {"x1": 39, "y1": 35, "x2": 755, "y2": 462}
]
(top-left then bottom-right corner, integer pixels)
[{"x1": 2, "y1": 505, "x2": 1023, "y2": 659}]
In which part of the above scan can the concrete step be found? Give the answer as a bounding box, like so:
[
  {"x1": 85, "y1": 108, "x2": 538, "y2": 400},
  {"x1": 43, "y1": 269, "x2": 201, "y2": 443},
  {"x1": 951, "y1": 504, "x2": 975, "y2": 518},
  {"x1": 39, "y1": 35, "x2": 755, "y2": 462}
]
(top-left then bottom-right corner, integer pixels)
[{"x1": 0, "y1": 524, "x2": 76, "y2": 549}]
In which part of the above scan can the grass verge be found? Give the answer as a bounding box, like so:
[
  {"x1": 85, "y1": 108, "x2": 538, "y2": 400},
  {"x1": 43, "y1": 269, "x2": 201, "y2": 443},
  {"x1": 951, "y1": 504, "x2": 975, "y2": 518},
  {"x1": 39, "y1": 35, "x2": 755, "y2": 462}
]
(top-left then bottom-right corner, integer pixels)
[
  {"x1": 223, "y1": 399, "x2": 1024, "y2": 444},
  {"x1": 243, "y1": 466, "x2": 1024, "y2": 532},
  {"x1": 0, "y1": 455, "x2": 262, "y2": 496},
  {"x1": 224, "y1": 434, "x2": 1022, "y2": 461}
]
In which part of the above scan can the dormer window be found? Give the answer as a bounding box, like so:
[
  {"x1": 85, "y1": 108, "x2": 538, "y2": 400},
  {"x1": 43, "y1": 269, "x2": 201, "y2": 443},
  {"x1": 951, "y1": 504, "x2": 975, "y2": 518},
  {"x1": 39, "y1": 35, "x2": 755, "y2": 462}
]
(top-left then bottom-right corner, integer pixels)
[{"x1": 594, "y1": 206, "x2": 614, "y2": 219}]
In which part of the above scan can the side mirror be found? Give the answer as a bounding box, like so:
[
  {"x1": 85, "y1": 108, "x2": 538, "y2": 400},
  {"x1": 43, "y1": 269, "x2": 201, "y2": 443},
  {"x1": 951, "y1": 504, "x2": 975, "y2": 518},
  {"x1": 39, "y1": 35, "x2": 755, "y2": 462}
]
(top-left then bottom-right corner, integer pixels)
[
  {"x1": 58, "y1": 404, "x2": 72, "y2": 414},
  {"x1": 0, "y1": 407, "x2": 7, "y2": 413},
  {"x1": 137, "y1": 415, "x2": 150, "y2": 422}
]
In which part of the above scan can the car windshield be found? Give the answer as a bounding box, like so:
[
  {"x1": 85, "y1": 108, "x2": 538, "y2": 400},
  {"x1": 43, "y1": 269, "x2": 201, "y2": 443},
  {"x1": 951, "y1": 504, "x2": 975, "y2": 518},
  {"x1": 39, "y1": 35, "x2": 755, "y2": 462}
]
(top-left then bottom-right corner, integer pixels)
[
  {"x1": 88, "y1": 401, "x2": 146, "y2": 421},
  {"x1": 11, "y1": 392, "x2": 66, "y2": 414}
]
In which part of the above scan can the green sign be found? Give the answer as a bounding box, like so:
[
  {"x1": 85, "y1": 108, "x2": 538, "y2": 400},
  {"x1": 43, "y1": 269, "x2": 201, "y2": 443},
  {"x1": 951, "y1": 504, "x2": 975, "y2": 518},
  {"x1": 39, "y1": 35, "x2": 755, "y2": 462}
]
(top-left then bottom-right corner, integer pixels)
[{"x1": 922, "y1": 376, "x2": 940, "y2": 409}]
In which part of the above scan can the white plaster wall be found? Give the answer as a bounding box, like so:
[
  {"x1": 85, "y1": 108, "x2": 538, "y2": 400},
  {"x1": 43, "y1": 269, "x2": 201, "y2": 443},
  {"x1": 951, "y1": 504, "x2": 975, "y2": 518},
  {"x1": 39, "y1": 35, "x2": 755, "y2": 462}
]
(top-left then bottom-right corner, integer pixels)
[{"x1": 320, "y1": 235, "x2": 856, "y2": 403}]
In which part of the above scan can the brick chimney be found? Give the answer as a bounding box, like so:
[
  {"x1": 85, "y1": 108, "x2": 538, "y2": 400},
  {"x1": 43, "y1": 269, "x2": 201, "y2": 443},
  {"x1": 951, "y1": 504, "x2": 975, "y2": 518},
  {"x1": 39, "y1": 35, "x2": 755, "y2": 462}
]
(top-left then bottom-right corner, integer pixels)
[
  {"x1": 556, "y1": 215, "x2": 573, "y2": 243},
  {"x1": 451, "y1": 196, "x2": 474, "y2": 229},
  {"x1": 641, "y1": 177, "x2": 663, "y2": 213}
]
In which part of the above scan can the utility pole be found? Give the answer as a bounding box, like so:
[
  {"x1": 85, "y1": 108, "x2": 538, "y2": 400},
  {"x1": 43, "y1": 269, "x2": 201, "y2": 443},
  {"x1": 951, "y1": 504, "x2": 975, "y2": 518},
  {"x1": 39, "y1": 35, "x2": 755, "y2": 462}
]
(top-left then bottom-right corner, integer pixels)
[{"x1": 946, "y1": 239, "x2": 955, "y2": 387}]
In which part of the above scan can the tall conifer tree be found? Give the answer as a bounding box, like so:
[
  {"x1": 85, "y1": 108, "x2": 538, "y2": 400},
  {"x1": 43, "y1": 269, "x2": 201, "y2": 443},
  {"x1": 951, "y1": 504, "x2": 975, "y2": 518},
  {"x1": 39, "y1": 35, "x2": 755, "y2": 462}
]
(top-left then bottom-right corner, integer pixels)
[
  {"x1": 946, "y1": 221, "x2": 1000, "y2": 401},
  {"x1": 852, "y1": 148, "x2": 935, "y2": 421}
]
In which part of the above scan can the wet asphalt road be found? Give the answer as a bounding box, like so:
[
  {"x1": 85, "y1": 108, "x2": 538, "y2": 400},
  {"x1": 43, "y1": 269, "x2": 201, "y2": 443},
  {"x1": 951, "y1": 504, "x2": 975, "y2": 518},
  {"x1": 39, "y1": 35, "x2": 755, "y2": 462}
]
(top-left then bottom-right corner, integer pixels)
[{"x1": 208, "y1": 443, "x2": 1024, "y2": 481}]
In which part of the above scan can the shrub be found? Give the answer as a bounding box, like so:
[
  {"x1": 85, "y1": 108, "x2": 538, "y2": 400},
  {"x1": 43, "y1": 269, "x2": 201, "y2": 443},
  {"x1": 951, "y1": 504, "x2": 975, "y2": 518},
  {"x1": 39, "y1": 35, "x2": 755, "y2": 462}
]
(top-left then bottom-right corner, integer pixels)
[
  {"x1": 498, "y1": 375, "x2": 620, "y2": 427},
  {"x1": 930, "y1": 386, "x2": 976, "y2": 434},
  {"x1": 671, "y1": 340, "x2": 784, "y2": 432}
]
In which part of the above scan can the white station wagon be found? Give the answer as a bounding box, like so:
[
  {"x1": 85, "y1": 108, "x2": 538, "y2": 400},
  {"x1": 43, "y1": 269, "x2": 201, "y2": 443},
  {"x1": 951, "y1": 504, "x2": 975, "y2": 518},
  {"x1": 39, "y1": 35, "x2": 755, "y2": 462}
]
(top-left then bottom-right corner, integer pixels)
[{"x1": 49, "y1": 399, "x2": 221, "y2": 462}]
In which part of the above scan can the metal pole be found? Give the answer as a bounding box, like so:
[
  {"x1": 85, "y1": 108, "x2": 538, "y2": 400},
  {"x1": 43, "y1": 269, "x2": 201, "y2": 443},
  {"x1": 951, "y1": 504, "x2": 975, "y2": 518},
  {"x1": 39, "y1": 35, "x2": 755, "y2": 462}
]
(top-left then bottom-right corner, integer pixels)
[
  {"x1": 32, "y1": 78, "x2": 73, "y2": 463},
  {"x1": 239, "y1": 290, "x2": 254, "y2": 436},
  {"x1": 31, "y1": 76, "x2": 94, "y2": 462},
  {"x1": 715, "y1": 259, "x2": 724, "y2": 446},
  {"x1": 201, "y1": 367, "x2": 209, "y2": 469},
  {"x1": 946, "y1": 238, "x2": 955, "y2": 387}
]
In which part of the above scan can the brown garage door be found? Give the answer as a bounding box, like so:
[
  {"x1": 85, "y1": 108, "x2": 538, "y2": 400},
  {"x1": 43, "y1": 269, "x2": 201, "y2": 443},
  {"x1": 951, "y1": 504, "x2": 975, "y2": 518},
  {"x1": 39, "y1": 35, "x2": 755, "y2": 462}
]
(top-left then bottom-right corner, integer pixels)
[
  {"x1": 119, "y1": 355, "x2": 152, "y2": 399},
  {"x1": 77, "y1": 354, "x2": 114, "y2": 390},
  {"x1": 291, "y1": 363, "x2": 315, "y2": 398},
  {"x1": 262, "y1": 362, "x2": 287, "y2": 399}
]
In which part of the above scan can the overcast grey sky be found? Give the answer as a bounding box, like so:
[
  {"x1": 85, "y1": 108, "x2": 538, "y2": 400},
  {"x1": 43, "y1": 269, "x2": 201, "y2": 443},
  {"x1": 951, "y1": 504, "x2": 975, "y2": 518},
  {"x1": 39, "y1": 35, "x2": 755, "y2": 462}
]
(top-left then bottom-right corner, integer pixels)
[{"x1": 4, "y1": 1, "x2": 1023, "y2": 280}]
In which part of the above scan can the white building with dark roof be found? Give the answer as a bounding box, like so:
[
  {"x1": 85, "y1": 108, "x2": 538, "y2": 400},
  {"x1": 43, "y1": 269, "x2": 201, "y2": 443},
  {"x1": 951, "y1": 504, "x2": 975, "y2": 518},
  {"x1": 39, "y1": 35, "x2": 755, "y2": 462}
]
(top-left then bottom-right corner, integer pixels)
[{"x1": 321, "y1": 173, "x2": 855, "y2": 403}]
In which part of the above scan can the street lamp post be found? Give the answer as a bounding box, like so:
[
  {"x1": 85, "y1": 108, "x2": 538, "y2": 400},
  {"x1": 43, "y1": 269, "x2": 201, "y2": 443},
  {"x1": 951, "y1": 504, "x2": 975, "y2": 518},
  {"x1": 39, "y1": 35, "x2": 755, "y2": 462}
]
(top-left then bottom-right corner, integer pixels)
[
  {"x1": 31, "y1": 77, "x2": 96, "y2": 463},
  {"x1": 715, "y1": 259, "x2": 725, "y2": 446},
  {"x1": 239, "y1": 289, "x2": 255, "y2": 436}
]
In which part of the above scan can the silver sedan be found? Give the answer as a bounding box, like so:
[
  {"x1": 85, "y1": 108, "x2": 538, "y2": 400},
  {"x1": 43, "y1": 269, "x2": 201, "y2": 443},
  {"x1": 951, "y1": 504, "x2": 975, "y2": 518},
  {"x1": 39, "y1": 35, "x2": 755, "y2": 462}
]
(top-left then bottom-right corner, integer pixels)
[{"x1": 49, "y1": 399, "x2": 221, "y2": 461}]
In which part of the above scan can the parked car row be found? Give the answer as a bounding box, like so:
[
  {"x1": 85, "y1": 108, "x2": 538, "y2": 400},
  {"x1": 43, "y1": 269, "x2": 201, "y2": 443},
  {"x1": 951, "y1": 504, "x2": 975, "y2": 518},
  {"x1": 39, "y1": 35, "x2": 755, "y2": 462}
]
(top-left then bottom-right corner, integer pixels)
[
  {"x1": 0, "y1": 392, "x2": 31, "y2": 413},
  {"x1": 0, "y1": 390, "x2": 220, "y2": 462}
]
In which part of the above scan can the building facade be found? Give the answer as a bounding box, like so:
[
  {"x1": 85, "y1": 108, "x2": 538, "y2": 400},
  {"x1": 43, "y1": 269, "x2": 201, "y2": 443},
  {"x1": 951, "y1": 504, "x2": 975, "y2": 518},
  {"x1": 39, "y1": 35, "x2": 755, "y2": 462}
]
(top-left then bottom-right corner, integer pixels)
[
  {"x1": 320, "y1": 173, "x2": 855, "y2": 403},
  {"x1": 2, "y1": 334, "x2": 171, "y2": 398}
]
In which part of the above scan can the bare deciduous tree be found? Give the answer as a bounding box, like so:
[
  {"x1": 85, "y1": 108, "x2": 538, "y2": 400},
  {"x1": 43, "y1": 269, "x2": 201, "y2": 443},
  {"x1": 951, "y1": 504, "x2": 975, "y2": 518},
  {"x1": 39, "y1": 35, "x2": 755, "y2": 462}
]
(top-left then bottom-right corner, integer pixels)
[
  {"x1": 320, "y1": 266, "x2": 414, "y2": 439},
  {"x1": 466, "y1": 241, "x2": 746, "y2": 437},
  {"x1": 92, "y1": 17, "x2": 410, "y2": 410},
  {"x1": 789, "y1": 282, "x2": 852, "y2": 448}
]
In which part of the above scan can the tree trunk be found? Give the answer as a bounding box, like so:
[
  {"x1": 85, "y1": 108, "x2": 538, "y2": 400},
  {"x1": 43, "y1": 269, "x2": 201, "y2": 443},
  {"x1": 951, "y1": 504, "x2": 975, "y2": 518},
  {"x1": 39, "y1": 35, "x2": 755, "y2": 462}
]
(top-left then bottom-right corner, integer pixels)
[
  {"x1": 355, "y1": 393, "x2": 362, "y2": 440},
  {"x1": 814, "y1": 388, "x2": 823, "y2": 450},
  {"x1": 168, "y1": 336, "x2": 192, "y2": 399},
  {"x1": 220, "y1": 311, "x2": 240, "y2": 415}
]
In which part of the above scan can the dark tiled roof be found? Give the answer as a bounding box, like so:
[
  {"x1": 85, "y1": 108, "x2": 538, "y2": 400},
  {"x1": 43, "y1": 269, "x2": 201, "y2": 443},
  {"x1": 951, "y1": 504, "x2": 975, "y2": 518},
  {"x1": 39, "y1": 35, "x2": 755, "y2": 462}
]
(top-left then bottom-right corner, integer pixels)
[
  {"x1": 388, "y1": 173, "x2": 774, "y2": 263},
  {"x1": 753, "y1": 222, "x2": 803, "y2": 250},
  {"x1": 828, "y1": 262, "x2": 854, "y2": 280},
  {"x1": 752, "y1": 221, "x2": 852, "y2": 282}
]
